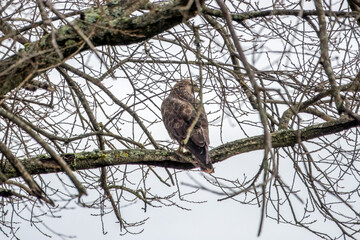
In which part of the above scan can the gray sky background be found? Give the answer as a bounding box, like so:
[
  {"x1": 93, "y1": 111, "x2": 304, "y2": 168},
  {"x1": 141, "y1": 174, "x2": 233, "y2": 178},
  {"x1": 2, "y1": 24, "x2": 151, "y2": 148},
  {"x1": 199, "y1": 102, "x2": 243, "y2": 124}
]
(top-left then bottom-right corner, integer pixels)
[
  {"x1": 2, "y1": 1, "x2": 354, "y2": 239},
  {"x1": 21, "y1": 138, "x2": 338, "y2": 240}
]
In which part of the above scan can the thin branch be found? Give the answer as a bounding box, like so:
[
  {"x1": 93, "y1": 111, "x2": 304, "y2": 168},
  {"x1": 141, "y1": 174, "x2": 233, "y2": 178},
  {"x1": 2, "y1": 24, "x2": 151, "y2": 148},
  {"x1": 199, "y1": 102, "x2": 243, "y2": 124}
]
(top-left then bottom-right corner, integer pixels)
[
  {"x1": 0, "y1": 141, "x2": 42, "y2": 197},
  {"x1": 203, "y1": 8, "x2": 355, "y2": 22},
  {"x1": 0, "y1": 105, "x2": 87, "y2": 196},
  {"x1": 314, "y1": 0, "x2": 343, "y2": 113}
]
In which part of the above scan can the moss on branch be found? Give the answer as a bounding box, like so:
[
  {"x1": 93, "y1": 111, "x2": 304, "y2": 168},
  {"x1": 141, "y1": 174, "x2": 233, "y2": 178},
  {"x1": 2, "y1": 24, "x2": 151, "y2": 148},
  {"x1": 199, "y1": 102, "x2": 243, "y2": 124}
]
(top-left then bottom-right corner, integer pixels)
[
  {"x1": 1, "y1": 117, "x2": 357, "y2": 179},
  {"x1": 0, "y1": 0, "x2": 203, "y2": 96}
]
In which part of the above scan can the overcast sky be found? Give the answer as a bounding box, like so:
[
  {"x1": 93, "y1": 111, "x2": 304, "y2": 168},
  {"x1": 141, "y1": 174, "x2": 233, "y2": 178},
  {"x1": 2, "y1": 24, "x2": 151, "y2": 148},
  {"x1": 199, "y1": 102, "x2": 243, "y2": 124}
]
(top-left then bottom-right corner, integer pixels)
[
  {"x1": 2, "y1": 1, "x2": 355, "y2": 239},
  {"x1": 21, "y1": 144, "x2": 339, "y2": 240}
]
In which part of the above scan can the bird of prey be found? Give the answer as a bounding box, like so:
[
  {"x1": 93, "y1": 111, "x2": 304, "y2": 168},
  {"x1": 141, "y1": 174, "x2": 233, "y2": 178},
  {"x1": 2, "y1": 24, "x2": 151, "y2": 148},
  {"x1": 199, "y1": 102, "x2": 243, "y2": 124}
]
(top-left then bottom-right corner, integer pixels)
[{"x1": 161, "y1": 79, "x2": 214, "y2": 173}]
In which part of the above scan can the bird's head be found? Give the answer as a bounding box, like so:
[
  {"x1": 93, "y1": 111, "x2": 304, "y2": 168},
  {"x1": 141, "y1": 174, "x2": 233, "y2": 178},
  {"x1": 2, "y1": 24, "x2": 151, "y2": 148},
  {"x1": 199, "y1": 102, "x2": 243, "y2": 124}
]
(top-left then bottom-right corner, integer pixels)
[{"x1": 172, "y1": 79, "x2": 199, "y2": 95}]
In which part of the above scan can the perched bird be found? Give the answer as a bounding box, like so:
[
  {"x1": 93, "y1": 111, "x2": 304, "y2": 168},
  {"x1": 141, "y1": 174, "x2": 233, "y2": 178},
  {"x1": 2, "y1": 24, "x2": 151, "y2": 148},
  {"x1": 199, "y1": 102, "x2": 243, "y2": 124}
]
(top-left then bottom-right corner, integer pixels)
[{"x1": 161, "y1": 79, "x2": 214, "y2": 173}]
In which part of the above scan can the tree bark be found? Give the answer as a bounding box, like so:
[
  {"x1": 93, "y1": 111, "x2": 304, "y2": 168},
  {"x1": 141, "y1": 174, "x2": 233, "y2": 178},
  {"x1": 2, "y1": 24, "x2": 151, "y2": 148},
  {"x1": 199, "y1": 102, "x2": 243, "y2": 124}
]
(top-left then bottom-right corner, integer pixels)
[
  {"x1": 0, "y1": 0, "x2": 202, "y2": 96},
  {"x1": 2, "y1": 117, "x2": 357, "y2": 179}
]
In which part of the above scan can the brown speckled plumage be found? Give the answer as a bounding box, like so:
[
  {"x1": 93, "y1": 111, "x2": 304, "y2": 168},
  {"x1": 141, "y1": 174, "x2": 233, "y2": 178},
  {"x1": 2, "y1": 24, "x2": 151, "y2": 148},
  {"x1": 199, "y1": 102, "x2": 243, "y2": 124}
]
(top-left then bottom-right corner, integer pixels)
[{"x1": 161, "y1": 79, "x2": 214, "y2": 173}]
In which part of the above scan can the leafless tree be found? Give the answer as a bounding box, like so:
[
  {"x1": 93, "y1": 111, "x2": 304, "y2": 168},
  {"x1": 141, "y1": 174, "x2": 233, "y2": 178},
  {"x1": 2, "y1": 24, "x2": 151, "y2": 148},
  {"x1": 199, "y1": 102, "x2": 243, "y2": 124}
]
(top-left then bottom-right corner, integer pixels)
[{"x1": 1, "y1": 0, "x2": 360, "y2": 239}]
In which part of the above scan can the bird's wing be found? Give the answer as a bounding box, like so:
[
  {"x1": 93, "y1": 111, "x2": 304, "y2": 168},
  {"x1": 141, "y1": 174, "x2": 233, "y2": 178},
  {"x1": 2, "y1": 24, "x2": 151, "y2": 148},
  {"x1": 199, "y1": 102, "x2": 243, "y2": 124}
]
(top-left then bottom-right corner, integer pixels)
[
  {"x1": 161, "y1": 96, "x2": 192, "y2": 143},
  {"x1": 161, "y1": 96, "x2": 209, "y2": 143},
  {"x1": 188, "y1": 103, "x2": 209, "y2": 145},
  {"x1": 162, "y1": 95, "x2": 213, "y2": 173}
]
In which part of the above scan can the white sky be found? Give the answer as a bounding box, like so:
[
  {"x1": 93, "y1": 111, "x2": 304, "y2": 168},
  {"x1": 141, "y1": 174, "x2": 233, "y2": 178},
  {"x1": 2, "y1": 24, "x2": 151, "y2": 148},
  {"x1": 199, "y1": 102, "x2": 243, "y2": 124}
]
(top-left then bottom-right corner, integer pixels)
[
  {"x1": 20, "y1": 154, "x2": 330, "y2": 240},
  {"x1": 2, "y1": 1, "x2": 357, "y2": 239}
]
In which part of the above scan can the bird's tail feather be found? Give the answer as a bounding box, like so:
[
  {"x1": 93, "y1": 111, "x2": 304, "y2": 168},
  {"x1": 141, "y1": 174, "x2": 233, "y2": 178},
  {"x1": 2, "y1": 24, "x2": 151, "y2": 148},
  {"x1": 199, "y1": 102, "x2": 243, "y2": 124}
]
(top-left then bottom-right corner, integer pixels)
[{"x1": 186, "y1": 141, "x2": 214, "y2": 173}]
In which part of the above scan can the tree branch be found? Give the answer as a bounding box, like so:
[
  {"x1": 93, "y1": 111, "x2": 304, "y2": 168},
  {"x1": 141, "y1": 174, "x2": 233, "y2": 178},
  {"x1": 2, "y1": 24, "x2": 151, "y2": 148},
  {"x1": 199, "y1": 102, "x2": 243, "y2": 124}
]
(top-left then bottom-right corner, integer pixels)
[
  {"x1": 204, "y1": 8, "x2": 354, "y2": 23},
  {"x1": 2, "y1": 117, "x2": 357, "y2": 179},
  {"x1": 0, "y1": 0, "x2": 203, "y2": 96}
]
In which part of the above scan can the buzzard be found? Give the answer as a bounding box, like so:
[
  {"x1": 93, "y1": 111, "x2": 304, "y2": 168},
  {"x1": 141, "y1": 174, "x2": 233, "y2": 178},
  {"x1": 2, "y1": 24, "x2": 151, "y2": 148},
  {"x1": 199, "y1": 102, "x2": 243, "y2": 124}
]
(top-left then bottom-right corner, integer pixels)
[{"x1": 161, "y1": 79, "x2": 214, "y2": 173}]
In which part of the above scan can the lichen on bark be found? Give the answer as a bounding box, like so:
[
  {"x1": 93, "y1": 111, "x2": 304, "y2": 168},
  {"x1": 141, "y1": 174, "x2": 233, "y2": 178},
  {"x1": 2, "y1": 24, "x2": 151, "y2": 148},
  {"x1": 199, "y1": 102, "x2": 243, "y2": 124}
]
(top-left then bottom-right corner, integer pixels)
[{"x1": 0, "y1": 0, "x2": 203, "y2": 97}]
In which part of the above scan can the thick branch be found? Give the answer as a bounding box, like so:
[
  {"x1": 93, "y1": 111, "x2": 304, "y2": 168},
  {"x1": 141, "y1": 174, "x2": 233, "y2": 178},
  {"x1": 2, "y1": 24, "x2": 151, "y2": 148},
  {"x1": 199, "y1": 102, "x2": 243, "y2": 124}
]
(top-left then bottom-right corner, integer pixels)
[
  {"x1": 0, "y1": 0, "x2": 202, "y2": 96},
  {"x1": 2, "y1": 117, "x2": 357, "y2": 179}
]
